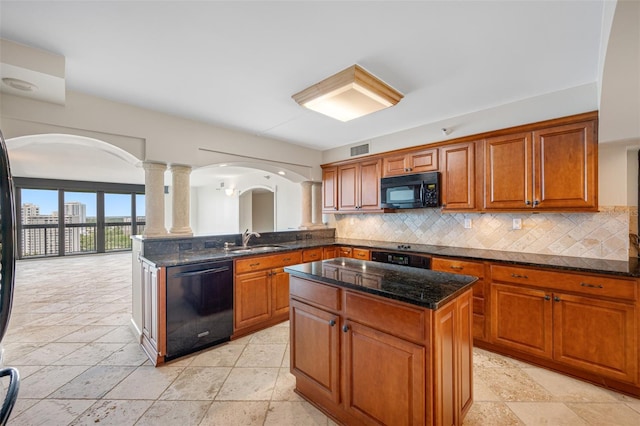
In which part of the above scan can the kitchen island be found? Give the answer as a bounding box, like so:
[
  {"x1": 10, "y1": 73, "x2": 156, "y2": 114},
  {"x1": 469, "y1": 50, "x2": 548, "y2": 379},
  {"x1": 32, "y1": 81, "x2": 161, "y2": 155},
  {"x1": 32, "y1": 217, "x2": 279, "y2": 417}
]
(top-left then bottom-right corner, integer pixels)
[{"x1": 285, "y1": 258, "x2": 477, "y2": 426}]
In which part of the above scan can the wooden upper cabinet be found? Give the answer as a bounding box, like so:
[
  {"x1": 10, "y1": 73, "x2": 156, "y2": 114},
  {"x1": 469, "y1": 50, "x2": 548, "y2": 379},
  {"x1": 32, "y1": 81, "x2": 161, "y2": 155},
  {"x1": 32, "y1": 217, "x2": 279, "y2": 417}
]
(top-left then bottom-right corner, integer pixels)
[
  {"x1": 485, "y1": 132, "x2": 532, "y2": 209},
  {"x1": 382, "y1": 148, "x2": 438, "y2": 177},
  {"x1": 533, "y1": 121, "x2": 597, "y2": 210},
  {"x1": 337, "y1": 159, "x2": 382, "y2": 212},
  {"x1": 322, "y1": 166, "x2": 338, "y2": 213},
  {"x1": 440, "y1": 141, "x2": 478, "y2": 211},
  {"x1": 485, "y1": 119, "x2": 597, "y2": 211}
]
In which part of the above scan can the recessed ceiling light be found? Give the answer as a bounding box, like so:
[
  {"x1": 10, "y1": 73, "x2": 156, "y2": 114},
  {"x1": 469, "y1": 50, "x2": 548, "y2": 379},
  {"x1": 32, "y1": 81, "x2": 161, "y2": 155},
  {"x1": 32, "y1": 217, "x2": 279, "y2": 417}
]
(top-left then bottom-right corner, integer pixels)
[
  {"x1": 2, "y1": 77, "x2": 38, "y2": 92},
  {"x1": 278, "y1": 171, "x2": 286, "y2": 175},
  {"x1": 219, "y1": 164, "x2": 227, "y2": 167}
]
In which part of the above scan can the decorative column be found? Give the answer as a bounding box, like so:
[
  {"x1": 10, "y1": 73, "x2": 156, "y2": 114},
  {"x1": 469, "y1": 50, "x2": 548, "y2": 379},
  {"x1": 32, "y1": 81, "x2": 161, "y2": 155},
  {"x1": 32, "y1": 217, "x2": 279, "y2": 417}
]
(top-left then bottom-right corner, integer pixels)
[
  {"x1": 312, "y1": 181, "x2": 323, "y2": 226},
  {"x1": 142, "y1": 161, "x2": 168, "y2": 238},
  {"x1": 169, "y1": 164, "x2": 193, "y2": 236},
  {"x1": 300, "y1": 181, "x2": 313, "y2": 229}
]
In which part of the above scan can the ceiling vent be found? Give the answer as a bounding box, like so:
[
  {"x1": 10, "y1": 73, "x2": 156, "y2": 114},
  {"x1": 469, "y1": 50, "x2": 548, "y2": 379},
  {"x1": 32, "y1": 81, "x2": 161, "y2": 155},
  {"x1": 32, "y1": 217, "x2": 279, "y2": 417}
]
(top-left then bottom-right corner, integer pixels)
[{"x1": 350, "y1": 143, "x2": 370, "y2": 157}]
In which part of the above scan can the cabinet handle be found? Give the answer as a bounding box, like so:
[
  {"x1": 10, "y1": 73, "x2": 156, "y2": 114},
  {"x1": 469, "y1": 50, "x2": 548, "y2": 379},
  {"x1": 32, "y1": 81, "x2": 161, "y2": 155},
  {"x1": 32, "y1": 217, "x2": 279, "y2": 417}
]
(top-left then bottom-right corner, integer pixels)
[
  {"x1": 250, "y1": 262, "x2": 261, "y2": 267},
  {"x1": 283, "y1": 257, "x2": 291, "y2": 262},
  {"x1": 342, "y1": 325, "x2": 349, "y2": 333},
  {"x1": 329, "y1": 319, "x2": 336, "y2": 327},
  {"x1": 580, "y1": 282, "x2": 603, "y2": 289},
  {"x1": 533, "y1": 200, "x2": 540, "y2": 207},
  {"x1": 334, "y1": 207, "x2": 338, "y2": 210},
  {"x1": 544, "y1": 295, "x2": 551, "y2": 301},
  {"x1": 511, "y1": 273, "x2": 528, "y2": 279},
  {"x1": 450, "y1": 265, "x2": 464, "y2": 270},
  {"x1": 525, "y1": 200, "x2": 531, "y2": 206},
  {"x1": 554, "y1": 296, "x2": 561, "y2": 302}
]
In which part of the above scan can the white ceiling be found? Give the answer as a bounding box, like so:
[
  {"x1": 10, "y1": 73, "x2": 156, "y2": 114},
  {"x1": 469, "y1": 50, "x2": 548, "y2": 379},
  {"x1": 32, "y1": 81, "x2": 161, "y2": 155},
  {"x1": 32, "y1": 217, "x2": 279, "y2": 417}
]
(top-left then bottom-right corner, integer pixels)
[{"x1": 0, "y1": 0, "x2": 606, "y2": 152}]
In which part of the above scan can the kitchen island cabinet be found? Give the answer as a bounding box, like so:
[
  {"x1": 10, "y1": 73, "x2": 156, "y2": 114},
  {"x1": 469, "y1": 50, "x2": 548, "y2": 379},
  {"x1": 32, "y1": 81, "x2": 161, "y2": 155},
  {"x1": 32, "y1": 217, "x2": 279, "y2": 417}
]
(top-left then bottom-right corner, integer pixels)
[{"x1": 286, "y1": 258, "x2": 476, "y2": 426}]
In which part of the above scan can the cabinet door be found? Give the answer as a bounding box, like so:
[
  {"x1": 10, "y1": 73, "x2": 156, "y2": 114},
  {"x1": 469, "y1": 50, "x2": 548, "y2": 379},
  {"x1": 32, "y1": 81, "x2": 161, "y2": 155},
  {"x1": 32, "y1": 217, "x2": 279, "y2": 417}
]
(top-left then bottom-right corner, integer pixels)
[
  {"x1": 533, "y1": 121, "x2": 597, "y2": 210},
  {"x1": 323, "y1": 246, "x2": 337, "y2": 259},
  {"x1": 440, "y1": 141, "x2": 477, "y2": 210},
  {"x1": 553, "y1": 293, "x2": 637, "y2": 383},
  {"x1": 490, "y1": 283, "x2": 553, "y2": 359},
  {"x1": 382, "y1": 154, "x2": 408, "y2": 177},
  {"x1": 141, "y1": 262, "x2": 166, "y2": 365},
  {"x1": 343, "y1": 321, "x2": 426, "y2": 426},
  {"x1": 338, "y1": 163, "x2": 358, "y2": 211},
  {"x1": 484, "y1": 132, "x2": 532, "y2": 209},
  {"x1": 290, "y1": 300, "x2": 340, "y2": 403},
  {"x1": 271, "y1": 268, "x2": 290, "y2": 318},
  {"x1": 234, "y1": 271, "x2": 271, "y2": 330},
  {"x1": 358, "y1": 159, "x2": 381, "y2": 211},
  {"x1": 322, "y1": 166, "x2": 338, "y2": 212},
  {"x1": 434, "y1": 290, "x2": 473, "y2": 426}
]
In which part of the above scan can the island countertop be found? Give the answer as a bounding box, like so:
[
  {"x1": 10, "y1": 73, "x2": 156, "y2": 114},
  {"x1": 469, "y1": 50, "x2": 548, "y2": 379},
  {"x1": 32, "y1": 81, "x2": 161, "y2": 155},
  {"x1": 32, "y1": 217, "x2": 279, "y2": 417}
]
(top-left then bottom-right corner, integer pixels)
[{"x1": 285, "y1": 257, "x2": 478, "y2": 310}]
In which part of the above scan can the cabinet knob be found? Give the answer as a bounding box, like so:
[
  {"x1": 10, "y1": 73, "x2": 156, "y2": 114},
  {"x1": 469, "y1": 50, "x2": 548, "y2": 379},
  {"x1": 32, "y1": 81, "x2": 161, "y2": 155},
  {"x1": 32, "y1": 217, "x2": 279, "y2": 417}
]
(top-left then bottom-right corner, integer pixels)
[
  {"x1": 554, "y1": 296, "x2": 560, "y2": 302},
  {"x1": 544, "y1": 295, "x2": 551, "y2": 301},
  {"x1": 533, "y1": 200, "x2": 540, "y2": 207},
  {"x1": 334, "y1": 207, "x2": 338, "y2": 210},
  {"x1": 342, "y1": 324, "x2": 349, "y2": 333},
  {"x1": 525, "y1": 200, "x2": 531, "y2": 206},
  {"x1": 329, "y1": 319, "x2": 336, "y2": 327}
]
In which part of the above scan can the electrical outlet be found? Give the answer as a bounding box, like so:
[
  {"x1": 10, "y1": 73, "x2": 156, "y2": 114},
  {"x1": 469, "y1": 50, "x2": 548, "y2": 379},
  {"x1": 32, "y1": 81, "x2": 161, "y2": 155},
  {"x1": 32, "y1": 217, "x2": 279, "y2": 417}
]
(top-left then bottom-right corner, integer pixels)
[
  {"x1": 464, "y1": 218, "x2": 472, "y2": 229},
  {"x1": 513, "y1": 218, "x2": 522, "y2": 230}
]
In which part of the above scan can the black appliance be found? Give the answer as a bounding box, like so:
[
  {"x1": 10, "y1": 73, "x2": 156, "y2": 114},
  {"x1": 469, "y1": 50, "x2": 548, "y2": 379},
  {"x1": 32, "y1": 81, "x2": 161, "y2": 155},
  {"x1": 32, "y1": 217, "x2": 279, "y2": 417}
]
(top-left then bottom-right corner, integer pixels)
[
  {"x1": 0, "y1": 130, "x2": 20, "y2": 425},
  {"x1": 380, "y1": 172, "x2": 440, "y2": 209},
  {"x1": 371, "y1": 250, "x2": 431, "y2": 269},
  {"x1": 165, "y1": 260, "x2": 234, "y2": 360}
]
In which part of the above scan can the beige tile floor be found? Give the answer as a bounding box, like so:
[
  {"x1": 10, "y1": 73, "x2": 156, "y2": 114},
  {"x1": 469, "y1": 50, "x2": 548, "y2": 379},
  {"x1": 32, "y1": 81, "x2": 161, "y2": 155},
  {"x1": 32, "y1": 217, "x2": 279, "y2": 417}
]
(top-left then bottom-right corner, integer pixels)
[{"x1": 2, "y1": 252, "x2": 640, "y2": 425}]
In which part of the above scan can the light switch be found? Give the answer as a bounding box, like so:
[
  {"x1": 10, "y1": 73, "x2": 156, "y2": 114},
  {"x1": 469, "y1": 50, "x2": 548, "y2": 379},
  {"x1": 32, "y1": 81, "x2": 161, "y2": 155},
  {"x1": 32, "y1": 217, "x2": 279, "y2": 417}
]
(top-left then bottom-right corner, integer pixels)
[{"x1": 513, "y1": 218, "x2": 522, "y2": 230}]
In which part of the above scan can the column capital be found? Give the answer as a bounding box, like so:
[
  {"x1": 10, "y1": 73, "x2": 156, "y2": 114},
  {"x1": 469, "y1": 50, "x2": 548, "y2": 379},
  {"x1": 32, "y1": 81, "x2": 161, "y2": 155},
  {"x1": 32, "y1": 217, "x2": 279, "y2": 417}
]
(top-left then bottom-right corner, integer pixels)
[
  {"x1": 168, "y1": 163, "x2": 192, "y2": 174},
  {"x1": 142, "y1": 161, "x2": 167, "y2": 172}
]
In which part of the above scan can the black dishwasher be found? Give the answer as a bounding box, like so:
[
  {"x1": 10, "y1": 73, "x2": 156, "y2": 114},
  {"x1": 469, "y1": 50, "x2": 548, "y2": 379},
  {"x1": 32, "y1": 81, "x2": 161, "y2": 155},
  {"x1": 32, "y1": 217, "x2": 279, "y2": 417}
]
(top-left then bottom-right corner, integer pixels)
[{"x1": 165, "y1": 260, "x2": 233, "y2": 360}]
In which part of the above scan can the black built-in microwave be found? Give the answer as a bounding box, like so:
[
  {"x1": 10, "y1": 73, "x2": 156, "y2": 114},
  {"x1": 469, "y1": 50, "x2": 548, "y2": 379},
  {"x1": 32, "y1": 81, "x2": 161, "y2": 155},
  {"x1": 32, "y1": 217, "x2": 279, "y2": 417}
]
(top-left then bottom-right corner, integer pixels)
[{"x1": 380, "y1": 172, "x2": 440, "y2": 209}]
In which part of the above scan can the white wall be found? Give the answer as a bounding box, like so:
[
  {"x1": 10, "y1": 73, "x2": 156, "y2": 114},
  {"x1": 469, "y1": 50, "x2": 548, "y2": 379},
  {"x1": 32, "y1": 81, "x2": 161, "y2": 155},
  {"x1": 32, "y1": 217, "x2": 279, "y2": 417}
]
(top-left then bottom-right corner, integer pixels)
[
  {"x1": 188, "y1": 171, "x2": 301, "y2": 235},
  {"x1": 0, "y1": 90, "x2": 323, "y2": 179},
  {"x1": 191, "y1": 186, "x2": 239, "y2": 236}
]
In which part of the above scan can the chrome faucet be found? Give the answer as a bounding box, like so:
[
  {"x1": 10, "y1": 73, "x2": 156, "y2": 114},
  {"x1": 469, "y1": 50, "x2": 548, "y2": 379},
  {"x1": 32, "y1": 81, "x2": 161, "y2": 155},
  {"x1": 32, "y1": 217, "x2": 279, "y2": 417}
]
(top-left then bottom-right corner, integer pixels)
[{"x1": 242, "y1": 229, "x2": 261, "y2": 247}]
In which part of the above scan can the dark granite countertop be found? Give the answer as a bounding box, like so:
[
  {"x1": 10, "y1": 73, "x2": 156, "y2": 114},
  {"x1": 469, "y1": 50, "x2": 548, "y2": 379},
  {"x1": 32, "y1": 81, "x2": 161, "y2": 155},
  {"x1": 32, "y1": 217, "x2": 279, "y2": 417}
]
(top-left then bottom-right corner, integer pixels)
[
  {"x1": 285, "y1": 257, "x2": 477, "y2": 310},
  {"x1": 140, "y1": 236, "x2": 640, "y2": 278}
]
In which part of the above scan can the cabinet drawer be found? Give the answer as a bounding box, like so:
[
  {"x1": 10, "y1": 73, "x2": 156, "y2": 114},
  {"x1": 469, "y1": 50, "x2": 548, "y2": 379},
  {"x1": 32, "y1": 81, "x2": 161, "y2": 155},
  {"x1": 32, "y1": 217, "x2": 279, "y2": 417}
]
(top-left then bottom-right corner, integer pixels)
[
  {"x1": 345, "y1": 291, "x2": 428, "y2": 343},
  {"x1": 352, "y1": 248, "x2": 370, "y2": 260},
  {"x1": 432, "y1": 257, "x2": 485, "y2": 278},
  {"x1": 337, "y1": 246, "x2": 353, "y2": 257},
  {"x1": 290, "y1": 276, "x2": 341, "y2": 312},
  {"x1": 302, "y1": 248, "x2": 323, "y2": 263},
  {"x1": 491, "y1": 265, "x2": 637, "y2": 301},
  {"x1": 235, "y1": 251, "x2": 303, "y2": 274}
]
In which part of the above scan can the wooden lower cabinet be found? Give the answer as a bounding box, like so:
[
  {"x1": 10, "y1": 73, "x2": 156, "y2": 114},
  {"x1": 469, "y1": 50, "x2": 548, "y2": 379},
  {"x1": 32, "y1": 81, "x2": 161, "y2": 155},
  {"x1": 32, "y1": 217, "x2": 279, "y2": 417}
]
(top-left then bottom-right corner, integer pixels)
[
  {"x1": 290, "y1": 275, "x2": 473, "y2": 425},
  {"x1": 290, "y1": 299, "x2": 340, "y2": 403},
  {"x1": 344, "y1": 321, "x2": 426, "y2": 425},
  {"x1": 432, "y1": 257, "x2": 487, "y2": 341},
  {"x1": 488, "y1": 264, "x2": 639, "y2": 393},
  {"x1": 233, "y1": 251, "x2": 302, "y2": 337}
]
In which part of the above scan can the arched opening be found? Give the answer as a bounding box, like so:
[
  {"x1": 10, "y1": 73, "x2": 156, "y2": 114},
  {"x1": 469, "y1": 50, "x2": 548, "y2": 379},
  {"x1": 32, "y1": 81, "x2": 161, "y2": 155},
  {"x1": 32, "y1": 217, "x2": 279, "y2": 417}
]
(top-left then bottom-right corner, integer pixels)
[
  {"x1": 5, "y1": 134, "x2": 146, "y2": 257},
  {"x1": 239, "y1": 186, "x2": 275, "y2": 233}
]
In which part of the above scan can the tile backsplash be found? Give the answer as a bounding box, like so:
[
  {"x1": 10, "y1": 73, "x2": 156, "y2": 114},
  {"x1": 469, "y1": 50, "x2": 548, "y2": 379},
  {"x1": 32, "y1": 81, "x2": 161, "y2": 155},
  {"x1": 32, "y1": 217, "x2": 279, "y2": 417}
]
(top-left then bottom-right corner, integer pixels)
[{"x1": 329, "y1": 206, "x2": 633, "y2": 261}]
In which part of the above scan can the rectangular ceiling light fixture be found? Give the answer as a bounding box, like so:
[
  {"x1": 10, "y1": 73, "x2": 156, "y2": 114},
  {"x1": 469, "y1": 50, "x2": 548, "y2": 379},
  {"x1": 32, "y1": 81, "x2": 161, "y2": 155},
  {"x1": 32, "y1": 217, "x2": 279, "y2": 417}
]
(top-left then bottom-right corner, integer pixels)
[{"x1": 292, "y1": 65, "x2": 403, "y2": 122}]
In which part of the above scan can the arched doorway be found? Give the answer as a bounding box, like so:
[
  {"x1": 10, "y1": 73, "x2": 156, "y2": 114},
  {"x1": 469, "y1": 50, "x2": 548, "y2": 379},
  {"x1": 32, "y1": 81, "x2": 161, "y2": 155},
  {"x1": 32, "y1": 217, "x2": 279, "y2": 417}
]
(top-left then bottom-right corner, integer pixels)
[{"x1": 239, "y1": 186, "x2": 275, "y2": 233}]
